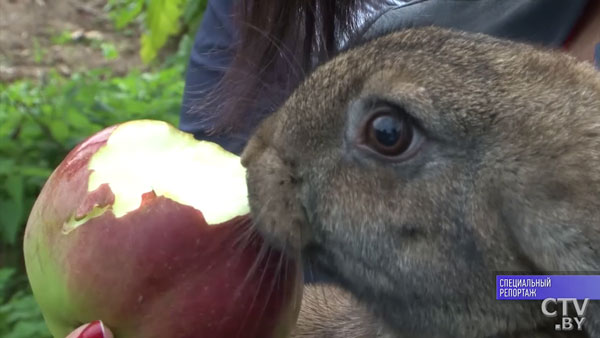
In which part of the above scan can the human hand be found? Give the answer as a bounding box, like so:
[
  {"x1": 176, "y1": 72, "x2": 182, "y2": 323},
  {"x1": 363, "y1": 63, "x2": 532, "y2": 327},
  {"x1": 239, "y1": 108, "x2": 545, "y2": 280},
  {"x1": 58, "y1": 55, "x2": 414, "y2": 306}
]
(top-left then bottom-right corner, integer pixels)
[{"x1": 65, "y1": 321, "x2": 113, "y2": 338}]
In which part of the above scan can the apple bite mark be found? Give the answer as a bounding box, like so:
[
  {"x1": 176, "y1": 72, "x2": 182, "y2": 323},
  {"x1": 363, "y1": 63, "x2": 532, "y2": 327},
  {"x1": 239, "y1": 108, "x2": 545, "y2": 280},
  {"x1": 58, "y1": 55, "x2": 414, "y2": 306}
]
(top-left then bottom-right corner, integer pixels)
[
  {"x1": 62, "y1": 183, "x2": 115, "y2": 234},
  {"x1": 64, "y1": 120, "x2": 249, "y2": 232}
]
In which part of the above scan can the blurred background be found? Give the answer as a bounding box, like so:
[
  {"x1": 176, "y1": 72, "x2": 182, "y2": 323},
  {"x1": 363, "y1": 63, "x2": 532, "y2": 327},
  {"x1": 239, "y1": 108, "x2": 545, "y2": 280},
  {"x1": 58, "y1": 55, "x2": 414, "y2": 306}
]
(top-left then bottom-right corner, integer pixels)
[{"x1": 0, "y1": 1, "x2": 207, "y2": 336}]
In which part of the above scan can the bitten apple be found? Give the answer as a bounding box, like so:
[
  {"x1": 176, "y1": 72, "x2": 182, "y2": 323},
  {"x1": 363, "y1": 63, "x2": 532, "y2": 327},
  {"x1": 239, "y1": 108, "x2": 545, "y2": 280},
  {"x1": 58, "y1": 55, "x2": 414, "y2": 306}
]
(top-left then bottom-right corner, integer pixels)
[{"x1": 23, "y1": 120, "x2": 302, "y2": 338}]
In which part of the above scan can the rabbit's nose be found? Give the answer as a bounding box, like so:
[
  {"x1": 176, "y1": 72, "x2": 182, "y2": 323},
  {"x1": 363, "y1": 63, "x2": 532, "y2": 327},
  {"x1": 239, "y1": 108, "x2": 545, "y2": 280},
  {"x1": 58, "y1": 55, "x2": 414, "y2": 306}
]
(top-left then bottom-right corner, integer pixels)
[
  {"x1": 241, "y1": 130, "x2": 271, "y2": 168},
  {"x1": 244, "y1": 143, "x2": 310, "y2": 255},
  {"x1": 241, "y1": 122, "x2": 277, "y2": 168},
  {"x1": 241, "y1": 111, "x2": 283, "y2": 167}
]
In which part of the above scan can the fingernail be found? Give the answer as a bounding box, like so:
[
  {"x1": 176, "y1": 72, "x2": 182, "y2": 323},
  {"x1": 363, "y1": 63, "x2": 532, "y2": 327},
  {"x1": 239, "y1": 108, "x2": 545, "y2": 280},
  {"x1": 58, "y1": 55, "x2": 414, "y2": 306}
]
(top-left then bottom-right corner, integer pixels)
[{"x1": 77, "y1": 320, "x2": 106, "y2": 338}]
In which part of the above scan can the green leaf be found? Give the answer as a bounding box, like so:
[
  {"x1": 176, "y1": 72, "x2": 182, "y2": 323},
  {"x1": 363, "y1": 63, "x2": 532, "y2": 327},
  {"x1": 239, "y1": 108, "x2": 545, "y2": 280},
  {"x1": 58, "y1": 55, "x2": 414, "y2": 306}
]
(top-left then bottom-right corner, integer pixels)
[
  {"x1": 48, "y1": 120, "x2": 69, "y2": 142},
  {"x1": 0, "y1": 113, "x2": 22, "y2": 139},
  {"x1": 0, "y1": 289, "x2": 51, "y2": 338},
  {"x1": 0, "y1": 176, "x2": 24, "y2": 245},
  {"x1": 5, "y1": 175, "x2": 24, "y2": 202},
  {"x1": 66, "y1": 109, "x2": 92, "y2": 130},
  {"x1": 100, "y1": 42, "x2": 120, "y2": 60},
  {"x1": 141, "y1": 0, "x2": 184, "y2": 63},
  {"x1": 0, "y1": 268, "x2": 16, "y2": 295},
  {"x1": 16, "y1": 166, "x2": 52, "y2": 179},
  {"x1": 108, "y1": 0, "x2": 145, "y2": 29},
  {"x1": 0, "y1": 159, "x2": 16, "y2": 175},
  {"x1": 182, "y1": 0, "x2": 207, "y2": 25},
  {"x1": 51, "y1": 30, "x2": 73, "y2": 45},
  {"x1": 31, "y1": 38, "x2": 45, "y2": 65},
  {"x1": 0, "y1": 198, "x2": 22, "y2": 245}
]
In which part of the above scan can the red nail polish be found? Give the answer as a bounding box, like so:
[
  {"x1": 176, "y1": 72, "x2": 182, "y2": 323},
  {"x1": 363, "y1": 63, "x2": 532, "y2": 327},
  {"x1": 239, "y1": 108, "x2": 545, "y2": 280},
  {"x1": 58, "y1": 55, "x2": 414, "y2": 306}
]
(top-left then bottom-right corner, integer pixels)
[{"x1": 77, "y1": 320, "x2": 106, "y2": 338}]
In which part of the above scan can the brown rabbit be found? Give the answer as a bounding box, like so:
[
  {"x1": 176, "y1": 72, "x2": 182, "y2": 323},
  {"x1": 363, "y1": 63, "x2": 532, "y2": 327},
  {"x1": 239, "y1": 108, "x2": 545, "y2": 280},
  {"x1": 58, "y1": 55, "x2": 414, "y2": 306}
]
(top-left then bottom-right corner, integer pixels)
[{"x1": 241, "y1": 27, "x2": 600, "y2": 338}]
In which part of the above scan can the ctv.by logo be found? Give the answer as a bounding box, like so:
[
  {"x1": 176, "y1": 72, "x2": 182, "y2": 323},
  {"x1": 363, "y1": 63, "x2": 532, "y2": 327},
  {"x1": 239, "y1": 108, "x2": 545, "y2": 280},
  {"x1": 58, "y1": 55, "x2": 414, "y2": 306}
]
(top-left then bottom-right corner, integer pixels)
[{"x1": 541, "y1": 298, "x2": 589, "y2": 331}]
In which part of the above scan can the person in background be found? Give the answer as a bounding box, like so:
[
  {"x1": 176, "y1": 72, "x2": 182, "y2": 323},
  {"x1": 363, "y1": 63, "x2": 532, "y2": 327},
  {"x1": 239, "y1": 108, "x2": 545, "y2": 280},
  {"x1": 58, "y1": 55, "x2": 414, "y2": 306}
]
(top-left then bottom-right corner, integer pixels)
[
  {"x1": 180, "y1": 0, "x2": 598, "y2": 156},
  {"x1": 68, "y1": 0, "x2": 599, "y2": 337}
]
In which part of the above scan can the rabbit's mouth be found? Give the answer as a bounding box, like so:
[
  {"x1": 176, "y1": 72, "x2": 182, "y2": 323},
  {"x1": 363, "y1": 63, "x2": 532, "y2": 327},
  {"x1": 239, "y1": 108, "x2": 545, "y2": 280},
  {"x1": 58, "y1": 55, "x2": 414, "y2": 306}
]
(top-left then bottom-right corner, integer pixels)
[
  {"x1": 243, "y1": 145, "x2": 334, "y2": 283},
  {"x1": 242, "y1": 140, "x2": 311, "y2": 260}
]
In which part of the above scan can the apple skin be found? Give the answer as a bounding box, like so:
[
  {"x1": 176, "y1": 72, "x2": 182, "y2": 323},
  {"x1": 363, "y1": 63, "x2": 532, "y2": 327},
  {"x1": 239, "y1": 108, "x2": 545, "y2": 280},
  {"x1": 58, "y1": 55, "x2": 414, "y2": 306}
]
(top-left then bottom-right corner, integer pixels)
[{"x1": 23, "y1": 121, "x2": 302, "y2": 338}]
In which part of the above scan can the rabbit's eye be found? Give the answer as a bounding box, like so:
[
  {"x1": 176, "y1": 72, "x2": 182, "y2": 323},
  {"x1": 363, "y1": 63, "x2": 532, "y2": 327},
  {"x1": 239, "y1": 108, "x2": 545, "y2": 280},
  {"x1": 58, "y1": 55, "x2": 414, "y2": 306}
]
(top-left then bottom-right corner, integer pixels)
[
  {"x1": 365, "y1": 112, "x2": 413, "y2": 156},
  {"x1": 351, "y1": 100, "x2": 424, "y2": 161}
]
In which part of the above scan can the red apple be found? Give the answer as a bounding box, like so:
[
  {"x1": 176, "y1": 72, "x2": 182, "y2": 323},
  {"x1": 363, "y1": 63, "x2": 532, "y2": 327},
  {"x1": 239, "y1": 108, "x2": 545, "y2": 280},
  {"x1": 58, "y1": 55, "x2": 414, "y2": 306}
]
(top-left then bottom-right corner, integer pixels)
[{"x1": 23, "y1": 120, "x2": 302, "y2": 338}]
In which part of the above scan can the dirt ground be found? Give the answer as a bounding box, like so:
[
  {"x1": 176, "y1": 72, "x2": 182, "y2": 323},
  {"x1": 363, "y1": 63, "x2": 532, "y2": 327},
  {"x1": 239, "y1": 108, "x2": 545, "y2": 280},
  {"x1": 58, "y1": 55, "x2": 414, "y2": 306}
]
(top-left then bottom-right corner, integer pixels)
[{"x1": 0, "y1": 0, "x2": 143, "y2": 82}]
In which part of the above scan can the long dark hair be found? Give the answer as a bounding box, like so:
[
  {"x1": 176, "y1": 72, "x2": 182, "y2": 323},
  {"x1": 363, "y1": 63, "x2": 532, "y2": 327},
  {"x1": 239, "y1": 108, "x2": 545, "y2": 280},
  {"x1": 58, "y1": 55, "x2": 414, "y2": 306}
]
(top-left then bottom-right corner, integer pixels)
[{"x1": 198, "y1": 0, "x2": 384, "y2": 137}]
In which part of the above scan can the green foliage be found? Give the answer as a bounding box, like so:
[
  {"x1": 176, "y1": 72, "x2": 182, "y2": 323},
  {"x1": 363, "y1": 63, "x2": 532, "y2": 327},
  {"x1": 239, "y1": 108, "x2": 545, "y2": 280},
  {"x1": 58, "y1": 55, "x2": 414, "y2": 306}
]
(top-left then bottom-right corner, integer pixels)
[
  {"x1": 141, "y1": 0, "x2": 185, "y2": 63},
  {"x1": 181, "y1": 0, "x2": 208, "y2": 42},
  {"x1": 100, "y1": 42, "x2": 120, "y2": 60},
  {"x1": 106, "y1": 0, "x2": 207, "y2": 64},
  {"x1": 51, "y1": 31, "x2": 73, "y2": 45},
  {"x1": 106, "y1": 0, "x2": 145, "y2": 29},
  {"x1": 0, "y1": 65, "x2": 183, "y2": 246},
  {"x1": 31, "y1": 39, "x2": 45, "y2": 65},
  {"x1": 0, "y1": 268, "x2": 51, "y2": 338}
]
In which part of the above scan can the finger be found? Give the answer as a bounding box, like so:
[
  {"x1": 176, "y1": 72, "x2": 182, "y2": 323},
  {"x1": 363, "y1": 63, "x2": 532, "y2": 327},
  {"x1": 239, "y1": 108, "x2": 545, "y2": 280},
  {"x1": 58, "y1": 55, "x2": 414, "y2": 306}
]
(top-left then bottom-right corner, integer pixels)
[{"x1": 65, "y1": 321, "x2": 114, "y2": 338}]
